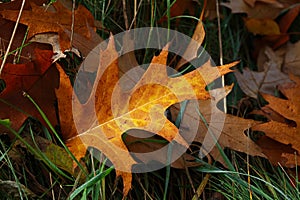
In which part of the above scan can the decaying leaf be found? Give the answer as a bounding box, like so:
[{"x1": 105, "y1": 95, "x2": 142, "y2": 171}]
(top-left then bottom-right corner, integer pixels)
[
  {"x1": 0, "y1": 1, "x2": 96, "y2": 52},
  {"x1": 123, "y1": 130, "x2": 200, "y2": 169},
  {"x1": 0, "y1": 0, "x2": 52, "y2": 64},
  {"x1": 8, "y1": 135, "x2": 73, "y2": 174},
  {"x1": 248, "y1": 4, "x2": 300, "y2": 51},
  {"x1": 253, "y1": 74, "x2": 300, "y2": 167},
  {"x1": 235, "y1": 46, "x2": 292, "y2": 98},
  {"x1": 283, "y1": 41, "x2": 300, "y2": 76},
  {"x1": 222, "y1": 0, "x2": 297, "y2": 19},
  {"x1": 244, "y1": 0, "x2": 284, "y2": 8},
  {"x1": 0, "y1": 49, "x2": 59, "y2": 135},
  {"x1": 56, "y1": 35, "x2": 237, "y2": 195},
  {"x1": 170, "y1": 88, "x2": 265, "y2": 167},
  {"x1": 29, "y1": 33, "x2": 80, "y2": 61},
  {"x1": 0, "y1": 180, "x2": 37, "y2": 199}
]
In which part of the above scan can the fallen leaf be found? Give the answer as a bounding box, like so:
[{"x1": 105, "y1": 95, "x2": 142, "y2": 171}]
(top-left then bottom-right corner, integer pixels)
[
  {"x1": 0, "y1": 0, "x2": 52, "y2": 64},
  {"x1": 251, "y1": 106, "x2": 287, "y2": 124},
  {"x1": 170, "y1": 88, "x2": 265, "y2": 167},
  {"x1": 253, "y1": 74, "x2": 300, "y2": 167},
  {"x1": 255, "y1": 135, "x2": 298, "y2": 167},
  {"x1": 222, "y1": 0, "x2": 297, "y2": 19},
  {"x1": 256, "y1": 45, "x2": 285, "y2": 71},
  {"x1": 0, "y1": 1, "x2": 95, "y2": 52},
  {"x1": 123, "y1": 130, "x2": 200, "y2": 169},
  {"x1": 0, "y1": 180, "x2": 37, "y2": 199},
  {"x1": 205, "y1": 0, "x2": 217, "y2": 20},
  {"x1": 175, "y1": 20, "x2": 205, "y2": 70},
  {"x1": 244, "y1": 0, "x2": 284, "y2": 8},
  {"x1": 56, "y1": 35, "x2": 237, "y2": 196},
  {"x1": 118, "y1": 32, "x2": 140, "y2": 79},
  {"x1": 57, "y1": 21, "x2": 104, "y2": 59},
  {"x1": 0, "y1": 49, "x2": 59, "y2": 135},
  {"x1": 252, "y1": 5, "x2": 300, "y2": 49},
  {"x1": 278, "y1": 4, "x2": 300, "y2": 34},
  {"x1": 235, "y1": 46, "x2": 292, "y2": 98},
  {"x1": 159, "y1": 0, "x2": 198, "y2": 24},
  {"x1": 283, "y1": 41, "x2": 300, "y2": 76},
  {"x1": 8, "y1": 135, "x2": 73, "y2": 174},
  {"x1": 244, "y1": 18, "x2": 280, "y2": 35},
  {"x1": 29, "y1": 33, "x2": 81, "y2": 61}
]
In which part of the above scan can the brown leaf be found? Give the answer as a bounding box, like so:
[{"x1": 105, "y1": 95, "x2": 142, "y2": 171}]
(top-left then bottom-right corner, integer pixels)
[
  {"x1": 222, "y1": 0, "x2": 297, "y2": 19},
  {"x1": 253, "y1": 5, "x2": 300, "y2": 49},
  {"x1": 170, "y1": 88, "x2": 265, "y2": 167},
  {"x1": 235, "y1": 46, "x2": 292, "y2": 98},
  {"x1": 56, "y1": 35, "x2": 237, "y2": 196},
  {"x1": 255, "y1": 135, "x2": 298, "y2": 167},
  {"x1": 283, "y1": 41, "x2": 300, "y2": 76},
  {"x1": 0, "y1": 180, "x2": 37, "y2": 199},
  {"x1": 0, "y1": 49, "x2": 58, "y2": 135},
  {"x1": 204, "y1": 0, "x2": 217, "y2": 20},
  {"x1": 244, "y1": 0, "x2": 284, "y2": 8},
  {"x1": 0, "y1": 1, "x2": 95, "y2": 52},
  {"x1": 0, "y1": 0, "x2": 52, "y2": 64},
  {"x1": 159, "y1": 0, "x2": 198, "y2": 24},
  {"x1": 251, "y1": 106, "x2": 287, "y2": 123},
  {"x1": 278, "y1": 4, "x2": 300, "y2": 33},
  {"x1": 63, "y1": 22, "x2": 104, "y2": 58},
  {"x1": 175, "y1": 20, "x2": 205, "y2": 70},
  {"x1": 253, "y1": 74, "x2": 300, "y2": 167},
  {"x1": 123, "y1": 130, "x2": 200, "y2": 169},
  {"x1": 118, "y1": 32, "x2": 140, "y2": 78}
]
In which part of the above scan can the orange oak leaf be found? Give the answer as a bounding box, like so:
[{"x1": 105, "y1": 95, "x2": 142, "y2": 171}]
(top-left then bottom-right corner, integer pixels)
[
  {"x1": 0, "y1": 49, "x2": 59, "y2": 136},
  {"x1": 56, "y1": 35, "x2": 238, "y2": 195},
  {"x1": 0, "y1": 1, "x2": 95, "y2": 52},
  {"x1": 170, "y1": 88, "x2": 265, "y2": 167},
  {"x1": 253, "y1": 74, "x2": 300, "y2": 167}
]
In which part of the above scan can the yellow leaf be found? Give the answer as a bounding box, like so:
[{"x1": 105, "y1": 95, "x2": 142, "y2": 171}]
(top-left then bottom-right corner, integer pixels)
[{"x1": 245, "y1": 18, "x2": 280, "y2": 35}]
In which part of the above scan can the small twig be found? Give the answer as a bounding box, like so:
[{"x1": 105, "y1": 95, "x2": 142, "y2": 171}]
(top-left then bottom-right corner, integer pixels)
[
  {"x1": 49, "y1": 172, "x2": 55, "y2": 200},
  {"x1": 192, "y1": 149, "x2": 212, "y2": 200},
  {"x1": 216, "y1": 0, "x2": 227, "y2": 113},
  {"x1": 129, "y1": 0, "x2": 144, "y2": 30},
  {"x1": 70, "y1": 0, "x2": 75, "y2": 49},
  {"x1": 134, "y1": 0, "x2": 137, "y2": 28},
  {"x1": 246, "y1": 128, "x2": 253, "y2": 200},
  {"x1": 184, "y1": 160, "x2": 196, "y2": 194},
  {"x1": 122, "y1": 0, "x2": 129, "y2": 30},
  {"x1": 0, "y1": 0, "x2": 26, "y2": 77}
]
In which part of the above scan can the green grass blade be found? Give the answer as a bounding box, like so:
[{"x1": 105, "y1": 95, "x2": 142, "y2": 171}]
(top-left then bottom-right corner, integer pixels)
[{"x1": 69, "y1": 166, "x2": 114, "y2": 200}]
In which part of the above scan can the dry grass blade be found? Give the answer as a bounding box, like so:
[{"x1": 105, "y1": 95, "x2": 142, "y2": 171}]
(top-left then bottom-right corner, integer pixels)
[{"x1": 0, "y1": 0, "x2": 25, "y2": 76}]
